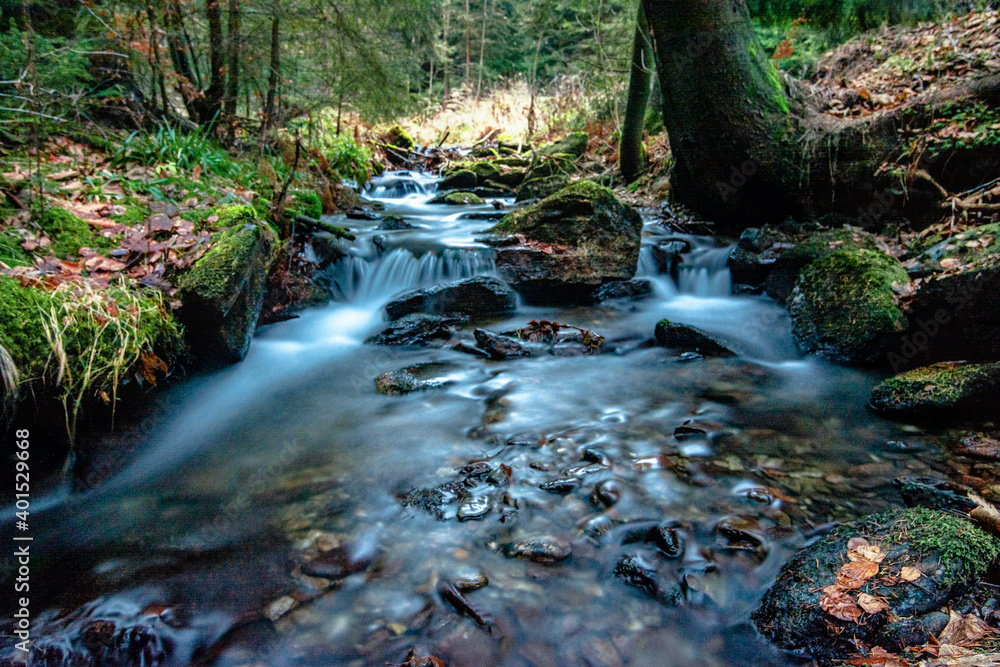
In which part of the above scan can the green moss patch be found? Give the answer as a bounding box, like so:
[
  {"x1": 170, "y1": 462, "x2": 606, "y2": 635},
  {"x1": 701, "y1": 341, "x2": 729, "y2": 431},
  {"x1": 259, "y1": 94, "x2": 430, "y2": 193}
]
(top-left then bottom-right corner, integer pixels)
[
  {"x1": 36, "y1": 206, "x2": 115, "y2": 258},
  {"x1": 0, "y1": 276, "x2": 182, "y2": 439},
  {"x1": 870, "y1": 361, "x2": 1000, "y2": 416},
  {"x1": 908, "y1": 222, "x2": 1000, "y2": 276},
  {"x1": 789, "y1": 249, "x2": 910, "y2": 364},
  {"x1": 290, "y1": 189, "x2": 322, "y2": 219}
]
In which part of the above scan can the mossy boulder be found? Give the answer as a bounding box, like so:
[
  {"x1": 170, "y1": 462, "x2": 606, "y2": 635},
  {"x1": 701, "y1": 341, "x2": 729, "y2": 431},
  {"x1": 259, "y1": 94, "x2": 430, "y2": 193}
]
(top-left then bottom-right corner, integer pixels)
[
  {"x1": 536, "y1": 131, "x2": 588, "y2": 159},
  {"x1": 515, "y1": 174, "x2": 570, "y2": 202},
  {"x1": 439, "y1": 169, "x2": 478, "y2": 191},
  {"x1": 788, "y1": 249, "x2": 910, "y2": 364},
  {"x1": 487, "y1": 181, "x2": 643, "y2": 304},
  {"x1": 383, "y1": 124, "x2": 414, "y2": 151},
  {"x1": 765, "y1": 227, "x2": 880, "y2": 302},
  {"x1": 429, "y1": 191, "x2": 485, "y2": 206},
  {"x1": 176, "y1": 209, "x2": 277, "y2": 364},
  {"x1": 906, "y1": 222, "x2": 1000, "y2": 277},
  {"x1": 289, "y1": 189, "x2": 322, "y2": 219},
  {"x1": 753, "y1": 508, "x2": 1000, "y2": 662},
  {"x1": 870, "y1": 361, "x2": 1000, "y2": 418}
]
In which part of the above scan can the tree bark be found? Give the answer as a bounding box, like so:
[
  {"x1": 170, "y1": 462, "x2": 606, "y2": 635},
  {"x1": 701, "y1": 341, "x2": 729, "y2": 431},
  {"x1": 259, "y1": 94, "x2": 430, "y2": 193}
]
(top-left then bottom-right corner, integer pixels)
[
  {"x1": 225, "y1": 0, "x2": 241, "y2": 143},
  {"x1": 476, "y1": 0, "x2": 488, "y2": 101},
  {"x1": 201, "y1": 0, "x2": 225, "y2": 124},
  {"x1": 465, "y1": 0, "x2": 471, "y2": 86},
  {"x1": 620, "y1": 2, "x2": 653, "y2": 184},
  {"x1": 145, "y1": 2, "x2": 170, "y2": 117},
  {"x1": 164, "y1": 0, "x2": 198, "y2": 118},
  {"x1": 263, "y1": 0, "x2": 280, "y2": 133}
]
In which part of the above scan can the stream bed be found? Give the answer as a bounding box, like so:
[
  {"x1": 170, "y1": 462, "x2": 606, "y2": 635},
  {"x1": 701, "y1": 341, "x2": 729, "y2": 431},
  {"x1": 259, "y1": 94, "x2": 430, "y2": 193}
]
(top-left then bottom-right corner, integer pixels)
[{"x1": 1, "y1": 173, "x2": 953, "y2": 666}]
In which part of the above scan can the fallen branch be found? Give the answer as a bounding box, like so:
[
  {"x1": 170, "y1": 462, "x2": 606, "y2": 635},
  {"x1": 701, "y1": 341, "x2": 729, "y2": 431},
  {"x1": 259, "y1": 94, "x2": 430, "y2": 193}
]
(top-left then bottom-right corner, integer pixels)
[{"x1": 294, "y1": 214, "x2": 355, "y2": 240}]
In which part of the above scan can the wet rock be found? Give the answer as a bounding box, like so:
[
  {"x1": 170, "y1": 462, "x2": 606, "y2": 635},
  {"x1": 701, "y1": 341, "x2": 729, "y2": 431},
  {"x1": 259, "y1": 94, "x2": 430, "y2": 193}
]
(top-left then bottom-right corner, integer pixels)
[
  {"x1": 879, "y1": 612, "x2": 950, "y2": 651},
  {"x1": 301, "y1": 545, "x2": 373, "y2": 580},
  {"x1": 489, "y1": 182, "x2": 643, "y2": 304},
  {"x1": 614, "y1": 553, "x2": 682, "y2": 604},
  {"x1": 727, "y1": 226, "x2": 794, "y2": 287},
  {"x1": 579, "y1": 638, "x2": 624, "y2": 667},
  {"x1": 454, "y1": 571, "x2": 489, "y2": 592},
  {"x1": 457, "y1": 495, "x2": 492, "y2": 521},
  {"x1": 502, "y1": 536, "x2": 572, "y2": 564},
  {"x1": 539, "y1": 477, "x2": 580, "y2": 494},
  {"x1": 515, "y1": 174, "x2": 570, "y2": 202},
  {"x1": 430, "y1": 191, "x2": 486, "y2": 205},
  {"x1": 675, "y1": 351, "x2": 703, "y2": 363},
  {"x1": 536, "y1": 131, "x2": 588, "y2": 159},
  {"x1": 437, "y1": 581, "x2": 490, "y2": 628},
  {"x1": 366, "y1": 314, "x2": 457, "y2": 346},
  {"x1": 400, "y1": 480, "x2": 473, "y2": 520},
  {"x1": 589, "y1": 479, "x2": 623, "y2": 508},
  {"x1": 309, "y1": 234, "x2": 346, "y2": 269},
  {"x1": 439, "y1": 169, "x2": 478, "y2": 191},
  {"x1": 375, "y1": 369, "x2": 444, "y2": 396},
  {"x1": 753, "y1": 508, "x2": 1000, "y2": 661},
  {"x1": 654, "y1": 320, "x2": 735, "y2": 358},
  {"x1": 903, "y1": 254, "x2": 1000, "y2": 363},
  {"x1": 870, "y1": 361, "x2": 1000, "y2": 418},
  {"x1": 473, "y1": 328, "x2": 532, "y2": 360},
  {"x1": 952, "y1": 433, "x2": 1000, "y2": 460},
  {"x1": 713, "y1": 516, "x2": 767, "y2": 556},
  {"x1": 895, "y1": 478, "x2": 978, "y2": 513},
  {"x1": 385, "y1": 276, "x2": 518, "y2": 320},
  {"x1": 474, "y1": 182, "x2": 515, "y2": 198},
  {"x1": 377, "y1": 215, "x2": 416, "y2": 230},
  {"x1": 651, "y1": 526, "x2": 685, "y2": 558},
  {"x1": 652, "y1": 240, "x2": 691, "y2": 275},
  {"x1": 346, "y1": 207, "x2": 380, "y2": 220},
  {"x1": 593, "y1": 279, "x2": 654, "y2": 303},
  {"x1": 176, "y1": 216, "x2": 277, "y2": 363},
  {"x1": 788, "y1": 249, "x2": 910, "y2": 364}
]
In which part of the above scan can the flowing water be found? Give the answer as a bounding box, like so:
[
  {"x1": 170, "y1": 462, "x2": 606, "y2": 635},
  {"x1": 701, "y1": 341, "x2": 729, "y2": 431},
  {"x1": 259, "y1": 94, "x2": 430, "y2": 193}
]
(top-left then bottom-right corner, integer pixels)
[{"x1": 1, "y1": 173, "x2": 949, "y2": 666}]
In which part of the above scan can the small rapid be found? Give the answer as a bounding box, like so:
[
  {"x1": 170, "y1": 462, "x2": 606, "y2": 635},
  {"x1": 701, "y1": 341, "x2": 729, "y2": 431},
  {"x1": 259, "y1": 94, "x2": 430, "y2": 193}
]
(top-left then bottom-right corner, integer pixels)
[{"x1": 2, "y1": 171, "x2": 926, "y2": 667}]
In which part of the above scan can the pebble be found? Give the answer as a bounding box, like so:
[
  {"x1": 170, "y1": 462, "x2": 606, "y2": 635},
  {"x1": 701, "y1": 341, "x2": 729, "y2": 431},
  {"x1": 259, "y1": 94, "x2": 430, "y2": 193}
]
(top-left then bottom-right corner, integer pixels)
[
  {"x1": 457, "y1": 495, "x2": 492, "y2": 521},
  {"x1": 539, "y1": 477, "x2": 580, "y2": 494},
  {"x1": 503, "y1": 536, "x2": 572, "y2": 564}
]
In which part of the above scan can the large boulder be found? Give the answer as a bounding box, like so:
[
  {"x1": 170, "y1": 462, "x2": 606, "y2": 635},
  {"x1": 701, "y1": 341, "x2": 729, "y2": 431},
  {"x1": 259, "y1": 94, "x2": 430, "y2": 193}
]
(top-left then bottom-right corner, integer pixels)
[
  {"x1": 753, "y1": 508, "x2": 1000, "y2": 662},
  {"x1": 176, "y1": 210, "x2": 277, "y2": 363},
  {"x1": 870, "y1": 361, "x2": 1000, "y2": 419},
  {"x1": 767, "y1": 227, "x2": 881, "y2": 302},
  {"x1": 487, "y1": 181, "x2": 643, "y2": 304},
  {"x1": 438, "y1": 169, "x2": 478, "y2": 191},
  {"x1": 515, "y1": 174, "x2": 570, "y2": 202},
  {"x1": 903, "y1": 254, "x2": 1000, "y2": 363},
  {"x1": 430, "y1": 191, "x2": 485, "y2": 206},
  {"x1": 384, "y1": 276, "x2": 518, "y2": 320},
  {"x1": 788, "y1": 249, "x2": 910, "y2": 364},
  {"x1": 535, "y1": 131, "x2": 588, "y2": 159}
]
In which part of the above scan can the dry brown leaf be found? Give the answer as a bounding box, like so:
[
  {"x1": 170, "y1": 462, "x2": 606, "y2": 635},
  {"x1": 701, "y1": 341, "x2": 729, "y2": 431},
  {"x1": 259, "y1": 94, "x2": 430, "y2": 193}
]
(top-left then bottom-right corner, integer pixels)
[
  {"x1": 820, "y1": 585, "x2": 864, "y2": 622},
  {"x1": 939, "y1": 609, "x2": 994, "y2": 646},
  {"x1": 848, "y1": 537, "x2": 870, "y2": 550},
  {"x1": 855, "y1": 545, "x2": 887, "y2": 564},
  {"x1": 857, "y1": 593, "x2": 890, "y2": 614},
  {"x1": 838, "y1": 559, "x2": 880, "y2": 589},
  {"x1": 900, "y1": 566, "x2": 923, "y2": 582},
  {"x1": 940, "y1": 257, "x2": 962, "y2": 269},
  {"x1": 84, "y1": 257, "x2": 127, "y2": 272}
]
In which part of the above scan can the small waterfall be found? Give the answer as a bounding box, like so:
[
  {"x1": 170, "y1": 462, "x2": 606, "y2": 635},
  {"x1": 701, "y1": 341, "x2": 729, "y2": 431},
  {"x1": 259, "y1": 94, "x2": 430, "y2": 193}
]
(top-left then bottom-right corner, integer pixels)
[
  {"x1": 638, "y1": 243, "x2": 733, "y2": 297},
  {"x1": 364, "y1": 170, "x2": 439, "y2": 200},
  {"x1": 326, "y1": 248, "x2": 495, "y2": 303}
]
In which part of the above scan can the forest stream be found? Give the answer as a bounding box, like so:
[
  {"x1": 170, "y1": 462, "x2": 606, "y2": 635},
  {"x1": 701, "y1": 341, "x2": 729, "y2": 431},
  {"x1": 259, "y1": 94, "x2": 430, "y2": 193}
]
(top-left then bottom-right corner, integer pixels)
[{"x1": 0, "y1": 171, "x2": 952, "y2": 667}]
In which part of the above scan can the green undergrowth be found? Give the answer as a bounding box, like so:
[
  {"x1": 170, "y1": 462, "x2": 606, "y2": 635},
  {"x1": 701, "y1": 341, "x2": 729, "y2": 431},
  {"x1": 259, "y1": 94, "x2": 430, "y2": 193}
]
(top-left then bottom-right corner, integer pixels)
[
  {"x1": 0, "y1": 275, "x2": 183, "y2": 440},
  {"x1": 36, "y1": 206, "x2": 116, "y2": 258}
]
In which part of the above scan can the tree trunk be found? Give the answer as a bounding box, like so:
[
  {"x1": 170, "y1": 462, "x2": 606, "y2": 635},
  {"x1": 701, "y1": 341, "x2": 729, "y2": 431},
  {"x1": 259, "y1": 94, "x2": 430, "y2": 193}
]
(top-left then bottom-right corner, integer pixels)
[
  {"x1": 201, "y1": 0, "x2": 225, "y2": 124},
  {"x1": 164, "y1": 0, "x2": 198, "y2": 118},
  {"x1": 476, "y1": 0, "x2": 488, "y2": 101},
  {"x1": 620, "y1": 2, "x2": 653, "y2": 184},
  {"x1": 465, "y1": 0, "x2": 471, "y2": 86},
  {"x1": 263, "y1": 0, "x2": 280, "y2": 134},
  {"x1": 225, "y1": 0, "x2": 241, "y2": 144},
  {"x1": 442, "y1": 4, "x2": 451, "y2": 101}
]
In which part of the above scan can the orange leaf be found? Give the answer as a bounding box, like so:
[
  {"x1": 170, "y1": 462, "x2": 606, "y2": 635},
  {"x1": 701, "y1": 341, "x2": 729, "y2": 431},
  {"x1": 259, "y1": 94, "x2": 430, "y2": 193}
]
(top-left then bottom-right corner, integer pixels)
[
  {"x1": 820, "y1": 585, "x2": 864, "y2": 622},
  {"x1": 900, "y1": 566, "x2": 922, "y2": 582},
  {"x1": 857, "y1": 593, "x2": 889, "y2": 614}
]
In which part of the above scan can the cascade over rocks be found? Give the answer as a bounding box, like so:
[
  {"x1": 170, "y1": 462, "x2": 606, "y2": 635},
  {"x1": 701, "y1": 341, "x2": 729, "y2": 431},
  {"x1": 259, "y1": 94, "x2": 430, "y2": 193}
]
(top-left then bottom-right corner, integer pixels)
[
  {"x1": 487, "y1": 181, "x2": 643, "y2": 305},
  {"x1": 176, "y1": 217, "x2": 277, "y2": 364},
  {"x1": 384, "y1": 276, "x2": 518, "y2": 320}
]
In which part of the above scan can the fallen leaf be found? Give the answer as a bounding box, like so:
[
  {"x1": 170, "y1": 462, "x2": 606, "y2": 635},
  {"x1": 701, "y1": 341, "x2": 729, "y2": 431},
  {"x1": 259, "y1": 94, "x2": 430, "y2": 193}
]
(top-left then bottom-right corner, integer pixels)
[
  {"x1": 848, "y1": 537, "x2": 870, "y2": 550},
  {"x1": 855, "y1": 544, "x2": 888, "y2": 564},
  {"x1": 900, "y1": 566, "x2": 923, "y2": 582},
  {"x1": 820, "y1": 585, "x2": 864, "y2": 622},
  {"x1": 147, "y1": 214, "x2": 174, "y2": 232},
  {"x1": 940, "y1": 258, "x2": 961, "y2": 269},
  {"x1": 85, "y1": 257, "x2": 127, "y2": 272},
  {"x1": 838, "y1": 559, "x2": 880, "y2": 589},
  {"x1": 857, "y1": 593, "x2": 890, "y2": 614},
  {"x1": 939, "y1": 609, "x2": 993, "y2": 646}
]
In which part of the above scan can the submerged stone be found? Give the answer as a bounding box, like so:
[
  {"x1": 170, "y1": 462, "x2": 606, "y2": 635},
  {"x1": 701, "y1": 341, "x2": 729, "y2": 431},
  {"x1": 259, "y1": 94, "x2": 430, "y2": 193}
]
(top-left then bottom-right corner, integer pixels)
[
  {"x1": 503, "y1": 535, "x2": 572, "y2": 564},
  {"x1": 366, "y1": 314, "x2": 458, "y2": 346},
  {"x1": 473, "y1": 328, "x2": 532, "y2": 360}
]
